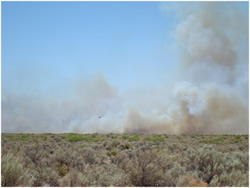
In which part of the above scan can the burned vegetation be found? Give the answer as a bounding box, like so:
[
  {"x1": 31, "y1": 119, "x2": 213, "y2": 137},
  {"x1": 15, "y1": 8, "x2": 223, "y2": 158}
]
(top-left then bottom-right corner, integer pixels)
[{"x1": 1, "y1": 133, "x2": 249, "y2": 187}]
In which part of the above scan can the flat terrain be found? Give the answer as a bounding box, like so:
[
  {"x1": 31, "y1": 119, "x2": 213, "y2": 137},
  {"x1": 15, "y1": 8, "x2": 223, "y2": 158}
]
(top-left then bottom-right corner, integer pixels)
[{"x1": 1, "y1": 133, "x2": 249, "y2": 186}]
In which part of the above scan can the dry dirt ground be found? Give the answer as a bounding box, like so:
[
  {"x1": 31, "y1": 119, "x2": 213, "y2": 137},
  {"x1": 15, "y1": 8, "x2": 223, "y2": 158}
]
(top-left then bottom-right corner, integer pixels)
[{"x1": 1, "y1": 133, "x2": 249, "y2": 186}]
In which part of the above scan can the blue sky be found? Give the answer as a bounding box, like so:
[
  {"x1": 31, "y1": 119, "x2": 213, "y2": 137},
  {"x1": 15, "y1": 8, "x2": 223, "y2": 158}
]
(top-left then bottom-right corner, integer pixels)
[
  {"x1": 2, "y1": 1, "x2": 181, "y2": 98},
  {"x1": 2, "y1": 1, "x2": 248, "y2": 98}
]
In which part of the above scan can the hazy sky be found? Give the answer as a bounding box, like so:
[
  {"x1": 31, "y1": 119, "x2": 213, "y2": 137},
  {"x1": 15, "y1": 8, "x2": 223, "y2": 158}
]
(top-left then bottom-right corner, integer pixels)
[{"x1": 2, "y1": 1, "x2": 248, "y2": 134}]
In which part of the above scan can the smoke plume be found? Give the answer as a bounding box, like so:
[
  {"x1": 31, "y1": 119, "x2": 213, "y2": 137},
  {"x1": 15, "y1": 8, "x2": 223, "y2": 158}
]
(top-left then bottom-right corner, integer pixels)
[
  {"x1": 2, "y1": 2, "x2": 248, "y2": 134},
  {"x1": 124, "y1": 3, "x2": 248, "y2": 134}
]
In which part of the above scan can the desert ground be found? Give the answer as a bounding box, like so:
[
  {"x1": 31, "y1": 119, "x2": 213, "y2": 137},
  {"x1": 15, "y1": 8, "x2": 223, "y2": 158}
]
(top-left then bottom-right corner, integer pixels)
[{"x1": 1, "y1": 133, "x2": 249, "y2": 187}]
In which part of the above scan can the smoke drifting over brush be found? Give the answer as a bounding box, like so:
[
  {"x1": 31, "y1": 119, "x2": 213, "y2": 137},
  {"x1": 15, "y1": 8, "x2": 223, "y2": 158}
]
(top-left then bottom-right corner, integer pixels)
[{"x1": 2, "y1": 3, "x2": 249, "y2": 134}]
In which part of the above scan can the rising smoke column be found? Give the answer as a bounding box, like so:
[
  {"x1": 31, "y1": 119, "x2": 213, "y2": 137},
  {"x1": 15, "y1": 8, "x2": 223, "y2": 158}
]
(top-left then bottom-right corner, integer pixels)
[{"x1": 124, "y1": 2, "x2": 248, "y2": 134}]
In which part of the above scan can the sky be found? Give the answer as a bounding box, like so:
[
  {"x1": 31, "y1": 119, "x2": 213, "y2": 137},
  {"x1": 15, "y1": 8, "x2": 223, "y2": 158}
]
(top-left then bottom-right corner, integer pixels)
[
  {"x1": 2, "y1": 1, "x2": 249, "y2": 134},
  {"x1": 2, "y1": 1, "x2": 181, "y2": 98}
]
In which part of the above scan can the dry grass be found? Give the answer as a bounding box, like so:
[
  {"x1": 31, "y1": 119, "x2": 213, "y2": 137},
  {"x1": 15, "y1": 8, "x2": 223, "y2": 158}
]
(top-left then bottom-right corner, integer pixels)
[{"x1": 177, "y1": 175, "x2": 208, "y2": 187}]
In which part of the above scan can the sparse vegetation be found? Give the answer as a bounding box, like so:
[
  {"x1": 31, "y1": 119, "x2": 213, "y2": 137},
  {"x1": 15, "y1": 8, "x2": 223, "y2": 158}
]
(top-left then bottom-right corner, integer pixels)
[
  {"x1": 1, "y1": 133, "x2": 248, "y2": 186},
  {"x1": 199, "y1": 136, "x2": 227, "y2": 144},
  {"x1": 229, "y1": 135, "x2": 242, "y2": 144}
]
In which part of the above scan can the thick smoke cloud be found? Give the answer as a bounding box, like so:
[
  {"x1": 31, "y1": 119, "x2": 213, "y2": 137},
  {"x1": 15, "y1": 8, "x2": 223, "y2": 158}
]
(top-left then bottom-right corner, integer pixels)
[
  {"x1": 124, "y1": 3, "x2": 248, "y2": 134},
  {"x1": 2, "y1": 2, "x2": 248, "y2": 134}
]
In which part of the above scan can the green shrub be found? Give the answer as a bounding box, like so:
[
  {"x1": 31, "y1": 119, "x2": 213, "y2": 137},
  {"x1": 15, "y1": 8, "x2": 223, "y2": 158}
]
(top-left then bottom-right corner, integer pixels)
[
  {"x1": 107, "y1": 151, "x2": 118, "y2": 157},
  {"x1": 122, "y1": 135, "x2": 129, "y2": 139},
  {"x1": 61, "y1": 135, "x2": 66, "y2": 139},
  {"x1": 128, "y1": 135, "x2": 140, "y2": 141},
  {"x1": 199, "y1": 137, "x2": 225, "y2": 144},
  {"x1": 229, "y1": 136, "x2": 241, "y2": 144},
  {"x1": 17, "y1": 134, "x2": 30, "y2": 142},
  {"x1": 228, "y1": 139, "x2": 239, "y2": 144},
  {"x1": 65, "y1": 133, "x2": 105, "y2": 142},
  {"x1": 65, "y1": 133, "x2": 87, "y2": 142},
  {"x1": 8, "y1": 135, "x2": 15, "y2": 141},
  {"x1": 144, "y1": 137, "x2": 164, "y2": 142},
  {"x1": 65, "y1": 133, "x2": 82, "y2": 142},
  {"x1": 57, "y1": 164, "x2": 67, "y2": 177},
  {"x1": 41, "y1": 135, "x2": 48, "y2": 141},
  {"x1": 106, "y1": 133, "x2": 118, "y2": 139},
  {"x1": 152, "y1": 137, "x2": 165, "y2": 142},
  {"x1": 92, "y1": 138, "x2": 105, "y2": 142},
  {"x1": 122, "y1": 134, "x2": 140, "y2": 141},
  {"x1": 111, "y1": 135, "x2": 118, "y2": 139},
  {"x1": 234, "y1": 135, "x2": 241, "y2": 139},
  {"x1": 121, "y1": 143, "x2": 131, "y2": 150}
]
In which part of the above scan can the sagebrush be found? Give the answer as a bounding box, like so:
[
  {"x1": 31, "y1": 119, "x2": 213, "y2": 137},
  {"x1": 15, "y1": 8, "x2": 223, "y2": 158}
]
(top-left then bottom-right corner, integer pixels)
[{"x1": 1, "y1": 133, "x2": 248, "y2": 186}]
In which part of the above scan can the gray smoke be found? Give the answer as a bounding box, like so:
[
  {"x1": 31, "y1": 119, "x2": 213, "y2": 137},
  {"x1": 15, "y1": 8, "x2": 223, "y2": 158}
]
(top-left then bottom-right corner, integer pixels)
[{"x1": 2, "y1": 2, "x2": 248, "y2": 134}]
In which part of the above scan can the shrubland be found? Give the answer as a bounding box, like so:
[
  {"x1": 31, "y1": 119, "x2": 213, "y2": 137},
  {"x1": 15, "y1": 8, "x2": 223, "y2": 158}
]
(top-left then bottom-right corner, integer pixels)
[{"x1": 1, "y1": 133, "x2": 248, "y2": 186}]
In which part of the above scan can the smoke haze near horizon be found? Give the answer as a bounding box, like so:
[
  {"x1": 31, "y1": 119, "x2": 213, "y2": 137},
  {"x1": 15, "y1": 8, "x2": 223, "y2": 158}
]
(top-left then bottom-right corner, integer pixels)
[{"x1": 2, "y1": 2, "x2": 249, "y2": 134}]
